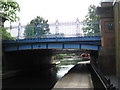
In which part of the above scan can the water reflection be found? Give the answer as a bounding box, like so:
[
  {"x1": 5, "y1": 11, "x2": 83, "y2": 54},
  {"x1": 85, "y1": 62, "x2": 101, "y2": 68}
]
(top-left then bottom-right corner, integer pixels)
[
  {"x1": 55, "y1": 57, "x2": 82, "y2": 79},
  {"x1": 3, "y1": 57, "x2": 82, "y2": 89},
  {"x1": 56, "y1": 65, "x2": 74, "y2": 79}
]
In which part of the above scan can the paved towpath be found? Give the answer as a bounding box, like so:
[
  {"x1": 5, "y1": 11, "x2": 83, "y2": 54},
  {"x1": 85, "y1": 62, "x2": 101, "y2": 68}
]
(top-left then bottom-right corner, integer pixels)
[{"x1": 53, "y1": 61, "x2": 94, "y2": 89}]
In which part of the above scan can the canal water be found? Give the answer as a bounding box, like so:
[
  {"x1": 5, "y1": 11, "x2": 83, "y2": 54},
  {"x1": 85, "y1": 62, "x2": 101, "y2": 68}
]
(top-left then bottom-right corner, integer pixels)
[
  {"x1": 3, "y1": 57, "x2": 82, "y2": 89},
  {"x1": 56, "y1": 57, "x2": 82, "y2": 79}
]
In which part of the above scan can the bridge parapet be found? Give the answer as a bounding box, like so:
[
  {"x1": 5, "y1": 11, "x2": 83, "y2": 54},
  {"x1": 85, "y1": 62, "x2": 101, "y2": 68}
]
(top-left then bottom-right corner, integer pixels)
[
  {"x1": 3, "y1": 20, "x2": 101, "y2": 52},
  {"x1": 3, "y1": 36, "x2": 101, "y2": 44},
  {"x1": 3, "y1": 20, "x2": 100, "y2": 40},
  {"x1": 2, "y1": 36, "x2": 101, "y2": 52}
]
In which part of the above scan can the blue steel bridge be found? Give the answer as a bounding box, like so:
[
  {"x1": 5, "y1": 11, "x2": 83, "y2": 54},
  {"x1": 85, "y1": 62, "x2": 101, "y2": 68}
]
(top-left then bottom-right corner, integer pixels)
[
  {"x1": 3, "y1": 19, "x2": 113, "y2": 90},
  {"x1": 3, "y1": 19, "x2": 101, "y2": 52}
]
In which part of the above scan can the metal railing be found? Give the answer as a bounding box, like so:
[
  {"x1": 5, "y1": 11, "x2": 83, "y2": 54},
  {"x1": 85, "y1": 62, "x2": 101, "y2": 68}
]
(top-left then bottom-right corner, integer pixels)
[
  {"x1": 89, "y1": 62, "x2": 118, "y2": 90},
  {"x1": 3, "y1": 19, "x2": 100, "y2": 40}
]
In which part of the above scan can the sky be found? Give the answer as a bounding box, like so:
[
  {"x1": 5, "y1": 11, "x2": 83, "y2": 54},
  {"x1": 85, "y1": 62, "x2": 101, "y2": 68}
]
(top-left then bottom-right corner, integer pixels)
[
  {"x1": 4, "y1": 0, "x2": 101, "y2": 37},
  {"x1": 5, "y1": 0, "x2": 101, "y2": 26}
]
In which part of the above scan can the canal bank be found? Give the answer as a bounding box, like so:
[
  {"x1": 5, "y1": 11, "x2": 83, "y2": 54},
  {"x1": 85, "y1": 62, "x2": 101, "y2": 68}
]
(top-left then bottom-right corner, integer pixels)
[{"x1": 53, "y1": 61, "x2": 94, "y2": 89}]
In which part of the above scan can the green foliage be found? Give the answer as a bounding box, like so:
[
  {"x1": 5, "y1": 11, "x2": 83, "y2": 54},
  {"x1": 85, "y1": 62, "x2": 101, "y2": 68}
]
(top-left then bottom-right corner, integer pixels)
[
  {"x1": 0, "y1": 0, "x2": 20, "y2": 22},
  {"x1": 24, "y1": 16, "x2": 50, "y2": 38},
  {"x1": 65, "y1": 53, "x2": 73, "y2": 55},
  {"x1": 0, "y1": 27, "x2": 14, "y2": 40},
  {"x1": 54, "y1": 54, "x2": 64, "y2": 59},
  {"x1": 82, "y1": 5, "x2": 100, "y2": 36}
]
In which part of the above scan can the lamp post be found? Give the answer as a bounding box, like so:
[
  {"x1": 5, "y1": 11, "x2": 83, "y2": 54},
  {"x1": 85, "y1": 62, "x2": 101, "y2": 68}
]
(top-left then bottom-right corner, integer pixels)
[
  {"x1": 75, "y1": 18, "x2": 80, "y2": 37},
  {"x1": 34, "y1": 20, "x2": 39, "y2": 37},
  {"x1": 18, "y1": 22, "x2": 21, "y2": 39},
  {"x1": 55, "y1": 20, "x2": 59, "y2": 35}
]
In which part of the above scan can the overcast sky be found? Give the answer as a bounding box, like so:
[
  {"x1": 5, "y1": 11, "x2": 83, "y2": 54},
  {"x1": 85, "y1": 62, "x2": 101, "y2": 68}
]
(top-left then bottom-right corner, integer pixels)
[
  {"x1": 4, "y1": 0, "x2": 101, "y2": 37},
  {"x1": 7, "y1": 0, "x2": 101, "y2": 25},
  {"x1": 4, "y1": 0, "x2": 101, "y2": 27}
]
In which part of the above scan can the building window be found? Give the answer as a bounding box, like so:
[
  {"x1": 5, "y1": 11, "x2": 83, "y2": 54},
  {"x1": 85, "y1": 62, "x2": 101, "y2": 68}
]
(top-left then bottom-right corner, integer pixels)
[{"x1": 108, "y1": 24, "x2": 113, "y2": 30}]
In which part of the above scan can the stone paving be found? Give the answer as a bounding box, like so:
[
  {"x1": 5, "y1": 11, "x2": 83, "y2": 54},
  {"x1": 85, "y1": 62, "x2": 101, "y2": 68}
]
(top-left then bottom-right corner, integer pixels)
[{"x1": 53, "y1": 61, "x2": 94, "y2": 89}]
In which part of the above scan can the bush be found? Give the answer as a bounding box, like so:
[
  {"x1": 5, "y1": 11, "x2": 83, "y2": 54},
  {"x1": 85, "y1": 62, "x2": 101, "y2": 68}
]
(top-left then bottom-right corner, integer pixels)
[
  {"x1": 54, "y1": 54, "x2": 64, "y2": 59},
  {"x1": 1, "y1": 27, "x2": 15, "y2": 40}
]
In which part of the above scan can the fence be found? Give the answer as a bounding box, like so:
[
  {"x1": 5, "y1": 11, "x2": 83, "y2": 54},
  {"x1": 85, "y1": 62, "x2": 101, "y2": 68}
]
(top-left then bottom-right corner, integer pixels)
[
  {"x1": 4, "y1": 19, "x2": 100, "y2": 39},
  {"x1": 90, "y1": 62, "x2": 117, "y2": 90}
]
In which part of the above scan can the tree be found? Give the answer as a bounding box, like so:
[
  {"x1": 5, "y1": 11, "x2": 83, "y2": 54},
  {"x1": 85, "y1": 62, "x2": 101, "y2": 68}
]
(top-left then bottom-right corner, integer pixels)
[
  {"x1": 82, "y1": 5, "x2": 100, "y2": 36},
  {"x1": 24, "y1": 16, "x2": 50, "y2": 38},
  {"x1": 54, "y1": 54, "x2": 64, "y2": 59},
  {"x1": 0, "y1": 27, "x2": 14, "y2": 40},
  {"x1": 0, "y1": 0, "x2": 20, "y2": 40},
  {"x1": 0, "y1": 0, "x2": 20, "y2": 24}
]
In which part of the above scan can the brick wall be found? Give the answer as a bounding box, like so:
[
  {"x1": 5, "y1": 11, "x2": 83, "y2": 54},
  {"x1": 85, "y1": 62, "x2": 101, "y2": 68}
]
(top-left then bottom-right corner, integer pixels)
[{"x1": 97, "y1": 2, "x2": 116, "y2": 75}]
